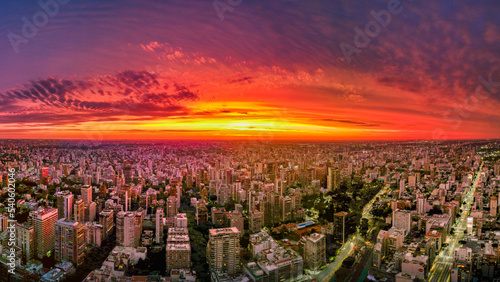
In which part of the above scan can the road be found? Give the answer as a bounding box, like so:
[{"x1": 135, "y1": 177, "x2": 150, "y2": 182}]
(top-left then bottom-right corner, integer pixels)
[
  {"x1": 315, "y1": 184, "x2": 389, "y2": 281},
  {"x1": 427, "y1": 162, "x2": 483, "y2": 282},
  {"x1": 315, "y1": 236, "x2": 359, "y2": 282}
]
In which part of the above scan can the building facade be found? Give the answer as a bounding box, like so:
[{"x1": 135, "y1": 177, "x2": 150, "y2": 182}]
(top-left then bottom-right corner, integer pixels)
[{"x1": 207, "y1": 227, "x2": 241, "y2": 276}]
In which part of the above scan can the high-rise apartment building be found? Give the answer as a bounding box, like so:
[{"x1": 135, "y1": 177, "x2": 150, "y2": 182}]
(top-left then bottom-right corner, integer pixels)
[
  {"x1": 166, "y1": 243, "x2": 191, "y2": 273},
  {"x1": 165, "y1": 227, "x2": 191, "y2": 273},
  {"x1": 207, "y1": 227, "x2": 241, "y2": 276},
  {"x1": 327, "y1": 167, "x2": 341, "y2": 191},
  {"x1": 304, "y1": 233, "x2": 326, "y2": 270},
  {"x1": 81, "y1": 185, "x2": 92, "y2": 205},
  {"x1": 417, "y1": 196, "x2": 427, "y2": 215},
  {"x1": 156, "y1": 208, "x2": 164, "y2": 244},
  {"x1": 196, "y1": 201, "x2": 208, "y2": 225},
  {"x1": 167, "y1": 196, "x2": 178, "y2": 218},
  {"x1": 408, "y1": 175, "x2": 416, "y2": 187},
  {"x1": 54, "y1": 219, "x2": 86, "y2": 266},
  {"x1": 333, "y1": 211, "x2": 348, "y2": 244},
  {"x1": 226, "y1": 211, "x2": 244, "y2": 233},
  {"x1": 174, "y1": 213, "x2": 188, "y2": 229},
  {"x1": 116, "y1": 211, "x2": 137, "y2": 247},
  {"x1": 118, "y1": 189, "x2": 130, "y2": 212},
  {"x1": 56, "y1": 190, "x2": 73, "y2": 220},
  {"x1": 280, "y1": 196, "x2": 292, "y2": 222},
  {"x1": 124, "y1": 166, "x2": 132, "y2": 185},
  {"x1": 393, "y1": 209, "x2": 411, "y2": 235},
  {"x1": 491, "y1": 196, "x2": 498, "y2": 217},
  {"x1": 134, "y1": 211, "x2": 144, "y2": 246},
  {"x1": 74, "y1": 199, "x2": 85, "y2": 223},
  {"x1": 0, "y1": 214, "x2": 8, "y2": 231},
  {"x1": 29, "y1": 207, "x2": 58, "y2": 259},
  {"x1": 85, "y1": 221, "x2": 103, "y2": 247},
  {"x1": 249, "y1": 210, "x2": 263, "y2": 234},
  {"x1": 399, "y1": 179, "x2": 405, "y2": 198},
  {"x1": 85, "y1": 202, "x2": 97, "y2": 222},
  {"x1": 217, "y1": 184, "x2": 230, "y2": 205},
  {"x1": 16, "y1": 222, "x2": 35, "y2": 262},
  {"x1": 99, "y1": 209, "x2": 114, "y2": 239},
  {"x1": 116, "y1": 211, "x2": 143, "y2": 247}
]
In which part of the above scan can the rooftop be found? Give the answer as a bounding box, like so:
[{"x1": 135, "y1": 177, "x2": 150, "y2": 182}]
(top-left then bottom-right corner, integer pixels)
[{"x1": 209, "y1": 227, "x2": 240, "y2": 236}]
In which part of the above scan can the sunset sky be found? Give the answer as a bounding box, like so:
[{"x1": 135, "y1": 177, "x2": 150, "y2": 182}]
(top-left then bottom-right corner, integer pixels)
[{"x1": 0, "y1": 0, "x2": 499, "y2": 141}]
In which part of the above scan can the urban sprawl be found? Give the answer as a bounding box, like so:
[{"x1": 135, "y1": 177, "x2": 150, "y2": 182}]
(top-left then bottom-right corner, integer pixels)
[{"x1": 0, "y1": 140, "x2": 499, "y2": 282}]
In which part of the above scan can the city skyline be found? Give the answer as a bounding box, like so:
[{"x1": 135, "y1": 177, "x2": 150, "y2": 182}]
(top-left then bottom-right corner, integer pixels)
[
  {"x1": 0, "y1": 139, "x2": 499, "y2": 281},
  {"x1": 1, "y1": 0, "x2": 499, "y2": 140}
]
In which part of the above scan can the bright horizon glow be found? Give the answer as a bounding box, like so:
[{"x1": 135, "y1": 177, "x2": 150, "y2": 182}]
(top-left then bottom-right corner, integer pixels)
[{"x1": 1, "y1": 1, "x2": 499, "y2": 140}]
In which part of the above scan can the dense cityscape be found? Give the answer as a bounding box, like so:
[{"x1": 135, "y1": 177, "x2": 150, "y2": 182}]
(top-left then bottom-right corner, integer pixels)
[
  {"x1": 0, "y1": 139, "x2": 499, "y2": 281},
  {"x1": 1, "y1": 0, "x2": 500, "y2": 281}
]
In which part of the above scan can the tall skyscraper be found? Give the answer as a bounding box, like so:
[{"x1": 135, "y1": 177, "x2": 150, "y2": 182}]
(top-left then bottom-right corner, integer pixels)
[
  {"x1": 491, "y1": 196, "x2": 498, "y2": 217},
  {"x1": 99, "y1": 209, "x2": 114, "y2": 239},
  {"x1": 166, "y1": 196, "x2": 178, "y2": 218},
  {"x1": 28, "y1": 207, "x2": 58, "y2": 259},
  {"x1": 165, "y1": 227, "x2": 191, "y2": 273},
  {"x1": 124, "y1": 166, "x2": 132, "y2": 185},
  {"x1": 304, "y1": 233, "x2": 326, "y2": 270},
  {"x1": 54, "y1": 219, "x2": 86, "y2": 266},
  {"x1": 74, "y1": 199, "x2": 85, "y2": 223},
  {"x1": 98, "y1": 184, "x2": 107, "y2": 198},
  {"x1": 116, "y1": 211, "x2": 143, "y2": 247},
  {"x1": 327, "y1": 168, "x2": 341, "y2": 191},
  {"x1": 85, "y1": 222, "x2": 103, "y2": 247},
  {"x1": 333, "y1": 211, "x2": 347, "y2": 244},
  {"x1": 249, "y1": 210, "x2": 263, "y2": 233},
  {"x1": 408, "y1": 175, "x2": 416, "y2": 188},
  {"x1": 196, "y1": 201, "x2": 208, "y2": 225},
  {"x1": 207, "y1": 227, "x2": 241, "y2": 276},
  {"x1": 118, "y1": 189, "x2": 130, "y2": 211},
  {"x1": 174, "y1": 213, "x2": 188, "y2": 229},
  {"x1": 85, "y1": 202, "x2": 97, "y2": 222},
  {"x1": 134, "y1": 211, "x2": 144, "y2": 247},
  {"x1": 81, "y1": 185, "x2": 92, "y2": 205},
  {"x1": 393, "y1": 209, "x2": 411, "y2": 235},
  {"x1": 41, "y1": 167, "x2": 49, "y2": 182},
  {"x1": 226, "y1": 211, "x2": 244, "y2": 233},
  {"x1": 0, "y1": 214, "x2": 8, "y2": 231},
  {"x1": 399, "y1": 179, "x2": 405, "y2": 198},
  {"x1": 156, "y1": 208, "x2": 164, "y2": 244},
  {"x1": 83, "y1": 174, "x2": 92, "y2": 186},
  {"x1": 216, "y1": 184, "x2": 229, "y2": 205},
  {"x1": 16, "y1": 222, "x2": 35, "y2": 262},
  {"x1": 166, "y1": 242, "x2": 191, "y2": 273},
  {"x1": 417, "y1": 195, "x2": 427, "y2": 215},
  {"x1": 56, "y1": 190, "x2": 74, "y2": 220},
  {"x1": 116, "y1": 211, "x2": 137, "y2": 247},
  {"x1": 347, "y1": 162, "x2": 353, "y2": 175},
  {"x1": 280, "y1": 196, "x2": 292, "y2": 221}
]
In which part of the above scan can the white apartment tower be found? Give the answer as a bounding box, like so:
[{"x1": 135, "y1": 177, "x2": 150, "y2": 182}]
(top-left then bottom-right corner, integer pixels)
[
  {"x1": 393, "y1": 209, "x2": 411, "y2": 235},
  {"x1": 116, "y1": 211, "x2": 138, "y2": 247}
]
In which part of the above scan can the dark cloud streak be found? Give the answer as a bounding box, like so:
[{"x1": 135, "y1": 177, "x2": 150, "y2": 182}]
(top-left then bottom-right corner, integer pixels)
[{"x1": 0, "y1": 70, "x2": 199, "y2": 126}]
